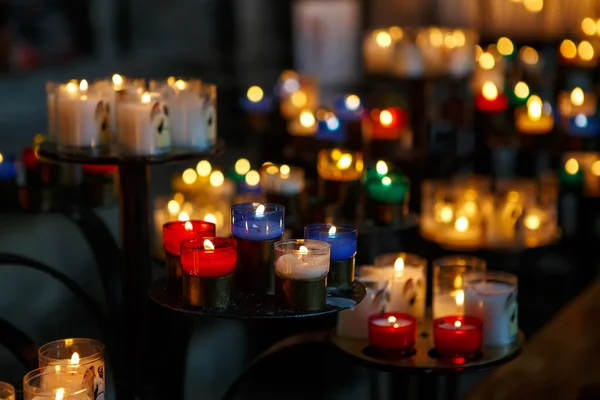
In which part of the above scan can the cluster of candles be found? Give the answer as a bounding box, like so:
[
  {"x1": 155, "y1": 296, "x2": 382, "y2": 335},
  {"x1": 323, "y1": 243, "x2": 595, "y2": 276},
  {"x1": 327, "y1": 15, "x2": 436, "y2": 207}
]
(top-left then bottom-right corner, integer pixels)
[
  {"x1": 161, "y1": 201, "x2": 359, "y2": 311},
  {"x1": 420, "y1": 176, "x2": 558, "y2": 249},
  {"x1": 46, "y1": 75, "x2": 216, "y2": 155},
  {"x1": 560, "y1": 153, "x2": 600, "y2": 197},
  {"x1": 338, "y1": 254, "x2": 518, "y2": 358},
  {"x1": 0, "y1": 338, "x2": 105, "y2": 400}
]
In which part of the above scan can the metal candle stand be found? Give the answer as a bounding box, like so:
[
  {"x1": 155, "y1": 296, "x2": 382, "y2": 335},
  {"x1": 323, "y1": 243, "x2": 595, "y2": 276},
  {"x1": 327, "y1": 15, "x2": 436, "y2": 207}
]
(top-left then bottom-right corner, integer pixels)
[
  {"x1": 275, "y1": 274, "x2": 327, "y2": 311},
  {"x1": 328, "y1": 257, "x2": 355, "y2": 291},
  {"x1": 183, "y1": 273, "x2": 235, "y2": 308}
]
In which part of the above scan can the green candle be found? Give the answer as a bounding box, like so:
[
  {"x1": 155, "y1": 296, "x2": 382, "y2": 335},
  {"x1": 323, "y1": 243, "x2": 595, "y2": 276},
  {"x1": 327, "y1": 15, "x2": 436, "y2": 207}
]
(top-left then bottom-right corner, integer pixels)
[
  {"x1": 507, "y1": 81, "x2": 530, "y2": 107},
  {"x1": 558, "y1": 164, "x2": 584, "y2": 186},
  {"x1": 365, "y1": 172, "x2": 409, "y2": 203}
]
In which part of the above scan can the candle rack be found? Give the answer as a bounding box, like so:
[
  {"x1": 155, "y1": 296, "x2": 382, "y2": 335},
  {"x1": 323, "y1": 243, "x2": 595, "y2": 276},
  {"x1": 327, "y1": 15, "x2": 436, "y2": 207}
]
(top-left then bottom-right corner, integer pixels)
[{"x1": 148, "y1": 277, "x2": 366, "y2": 319}]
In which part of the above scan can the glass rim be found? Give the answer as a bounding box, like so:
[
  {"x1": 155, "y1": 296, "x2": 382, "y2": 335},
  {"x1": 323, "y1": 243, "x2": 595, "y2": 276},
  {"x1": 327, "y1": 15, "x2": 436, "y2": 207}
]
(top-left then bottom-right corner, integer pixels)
[
  {"x1": 432, "y1": 255, "x2": 487, "y2": 270},
  {"x1": 38, "y1": 338, "x2": 104, "y2": 366},
  {"x1": 181, "y1": 237, "x2": 237, "y2": 251},
  {"x1": 231, "y1": 202, "x2": 285, "y2": 213},
  {"x1": 373, "y1": 252, "x2": 427, "y2": 268},
  {"x1": 24, "y1": 365, "x2": 93, "y2": 395},
  {"x1": 163, "y1": 220, "x2": 216, "y2": 232},
  {"x1": 0, "y1": 381, "x2": 15, "y2": 394},
  {"x1": 304, "y1": 223, "x2": 357, "y2": 235},
  {"x1": 274, "y1": 239, "x2": 331, "y2": 253},
  {"x1": 465, "y1": 271, "x2": 518, "y2": 287}
]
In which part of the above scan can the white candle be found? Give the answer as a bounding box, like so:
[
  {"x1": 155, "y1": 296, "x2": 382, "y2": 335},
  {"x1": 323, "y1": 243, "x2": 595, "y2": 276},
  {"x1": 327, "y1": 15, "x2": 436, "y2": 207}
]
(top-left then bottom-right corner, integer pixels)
[
  {"x1": 385, "y1": 258, "x2": 426, "y2": 319},
  {"x1": 117, "y1": 92, "x2": 171, "y2": 155},
  {"x1": 465, "y1": 281, "x2": 518, "y2": 346},
  {"x1": 275, "y1": 250, "x2": 329, "y2": 280}
]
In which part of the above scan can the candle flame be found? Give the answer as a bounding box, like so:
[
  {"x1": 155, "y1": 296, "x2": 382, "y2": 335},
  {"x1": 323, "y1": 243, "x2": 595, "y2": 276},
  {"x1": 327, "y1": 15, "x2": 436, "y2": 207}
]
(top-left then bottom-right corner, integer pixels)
[
  {"x1": 299, "y1": 245, "x2": 309, "y2": 255},
  {"x1": 524, "y1": 214, "x2": 541, "y2": 230},
  {"x1": 439, "y1": 206, "x2": 453, "y2": 223},
  {"x1": 565, "y1": 158, "x2": 579, "y2": 175},
  {"x1": 454, "y1": 320, "x2": 462, "y2": 328},
  {"x1": 204, "y1": 213, "x2": 217, "y2": 224},
  {"x1": 482, "y1": 81, "x2": 498, "y2": 101},
  {"x1": 514, "y1": 81, "x2": 529, "y2": 99},
  {"x1": 570, "y1": 87, "x2": 584, "y2": 106},
  {"x1": 184, "y1": 221, "x2": 193, "y2": 231},
  {"x1": 247, "y1": 86, "x2": 264, "y2": 103},
  {"x1": 299, "y1": 111, "x2": 315, "y2": 128},
  {"x1": 455, "y1": 216, "x2": 469, "y2": 232},
  {"x1": 245, "y1": 170, "x2": 260, "y2": 186},
  {"x1": 182, "y1": 168, "x2": 197, "y2": 185},
  {"x1": 266, "y1": 165, "x2": 279, "y2": 175},
  {"x1": 528, "y1": 99, "x2": 542, "y2": 121},
  {"x1": 0, "y1": 153, "x2": 3, "y2": 163},
  {"x1": 69, "y1": 352, "x2": 80, "y2": 365},
  {"x1": 376, "y1": 160, "x2": 388, "y2": 175},
  {"x1": 175, "y1": 79, "x2": 187, "y2": 90},
  {"x1": 279, "y1": 164, "x2": 290, "y2": 178},
  {"x1": 328, "y1": 226, "x2": 336, "y2": 235},
  {"x1": 235, "y1": 158, "x2": 251, "y2": 175},
  {"x1": 382, "y1": 176, "x2": 392, "y2": 186},
  {"x1": 55, "y1": 388, "x2": 65, "y2": 400},
  {"x1": 394, "y1": 257, "x2": 404, "y2": 272},
  {"x1": 209, "y1": 170, "x2": 225, "y2": 187},
  {"x1": 478, "y1": 52, "x2": 495, "y2": 70},
  {"x1": 141, "y1": 92, "x2": 151, "y2": 104},
  {"x1": 344, "y1": 94, "x2": 360, "y2": 111},
  {"x1": 387, "y1": 315, "x2": 397, "y2": 324},
  {"x1": 375, "y1": 31, "x2": 392, "y2": 47},
  {"x1": 255, "y1": 204, "x2": 265, "y2": 216},
  {"x1": 112, "y1": 74, "x2": 124, "y2": 86},
  {"x1": 66, "y1": 82, "x2": 78, "y2": 94},
  {"x1": 79, "y1": 80, "x2": 88, "y2": 92},
  {"x1": 455, "y1": 290, "x2": 465, "y2": 306},
  {"x1": 336, "y1": 154, "x2": 352, "y2": 170},
  {"x1": 379, "y1": 110, "x2": 393, "y2": 126},
  {"x1": 203, "y1": 239, "x2": 215, "y2": 250},
  {"x1": 196, "y1": 160, "x2": 212, "y2": 177}
]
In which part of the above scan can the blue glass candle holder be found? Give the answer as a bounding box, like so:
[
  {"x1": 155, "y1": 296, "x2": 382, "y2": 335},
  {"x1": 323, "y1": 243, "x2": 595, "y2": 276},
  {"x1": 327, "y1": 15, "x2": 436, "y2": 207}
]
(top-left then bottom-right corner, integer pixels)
[
  {"x1": 566, "y1": 114, "x2": 599, "y2": 138},
  {"x1": 239, "y1": 87, "x2": 275, "y2": 114},
  {"x1": 0, "y1": 155, "x2": 17, "y2": 180},
  {"x1": 231, "y1": 202, "x2": 285, "y2": 241},
  {"x1": 333, "y1": 94, "x2": 363, "y2": 121},
  {"x1": 238, "y1": 180, "x2": 263, "y2": 195},
  {"x1": 304, "y1": 223, "x2": 357, "y2": 261},
  {"x1": 315, "y1": 117, "x2": 347, "y2": 142}
]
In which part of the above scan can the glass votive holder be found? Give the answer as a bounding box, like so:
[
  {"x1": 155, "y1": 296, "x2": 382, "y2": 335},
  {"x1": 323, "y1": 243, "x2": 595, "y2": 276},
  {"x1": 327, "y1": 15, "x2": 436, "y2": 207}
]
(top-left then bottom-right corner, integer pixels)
[
  {"x1": 150, "y1": 78, "x2": 217, "y2": 150},
  {"x1": 259, "y1": 164, "x2": 305, "y2": 197},
  {"x1": 368, "y1": 312, "x2": 417, "y2": 356},
  {"x1": 279, "y1": 74, "x2": 319, "y2": 119},
  {"x1": 38, "y1": 338, "x2": 105, "y2": 400},
  {"x1": 317, "y1": 148, "x2": 364, "y2": 182},
  {"x1": 557, "y1": 89, "x2": 597, "y2": 119},
  {"x1": 23, "y1": 366, "x2": 94, "y2": 400},
  {"x1": 274, "y1": 239, "x2": 330, "y2": 311},
  {"x1": 433, "y1": 315, "x2": 483, "y2": 358},
  {"x1": 361, "y1": 107, "x2": 408, "y2": 142},
  {"x1": 373, "y1": 253, "x2": 426, "y2": 319},
  {"x1": 0, "y1": 382, "x2": 15, "y2": 400},
  {"x1": 287, "y1": 110, "x2": 318, "y2": 136},
  {"x1": 46, "y1": 81, "x2": 58, "y2": 141},
  {"x1": 231, "y1": 202, "x2": 285, "y2": 241},
  {"x1": 240, "y1": 85, "x2": 274, "y2": 114},
  {"x1": 180, "y1": 237, "x2": 236, "y2": 308},
  {"x1": 333, "y1": 94, "x2": 363, "y2": 122},
  {"x1": 314, "y1": 110, "x2": 347, "y2": 142},
  {"x1": 464, "y1": 271, "x2": 518, "y2": 347},
  {"x1": 432, "y1": 255, "x2": 487, "y2": 319}
]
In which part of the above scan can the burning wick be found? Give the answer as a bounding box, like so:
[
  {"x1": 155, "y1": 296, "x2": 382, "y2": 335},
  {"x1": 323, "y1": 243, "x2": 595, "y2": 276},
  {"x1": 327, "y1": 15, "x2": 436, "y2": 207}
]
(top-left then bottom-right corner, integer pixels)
[
  {"x1": 55, "y1": 388, "x2": 65, "y2": 400},
  {"x1": 69, "y1": 352, "x2": 80, "y2": 365},
  {"x1": 454, "y1": 320, "x2": 462, "y2": 328},
  {"x1": 184, "y1": 221, "x2": 193, "y2": 231},
  {"x1": 328, "y1": 225, "x2": 336, "y2": 236},
  {"x1": 255, "y1": 204, "x2": 265, "y2": 216}
]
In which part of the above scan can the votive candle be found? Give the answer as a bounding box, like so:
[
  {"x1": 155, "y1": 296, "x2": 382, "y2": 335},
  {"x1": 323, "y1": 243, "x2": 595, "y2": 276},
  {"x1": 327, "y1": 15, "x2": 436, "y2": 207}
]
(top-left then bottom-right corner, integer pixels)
[
  {"x1": 433, "y1": 315, "x2": 483, "y2": 357},
  {"x1": 368, "y1": 312, "x2": 416, "y2": 354},
  {"x1": 181, "y1": 237, "x2": 237, "y2": 277},
  {"x1": 231, "y1": 203, "x2": 284, "y2": 241},
  {"x1": 304, "y1": 224, "x2": 357, "y2": 261},
  {"x1": 162, "y1": 220, "x2": 216, "y2": 256}
]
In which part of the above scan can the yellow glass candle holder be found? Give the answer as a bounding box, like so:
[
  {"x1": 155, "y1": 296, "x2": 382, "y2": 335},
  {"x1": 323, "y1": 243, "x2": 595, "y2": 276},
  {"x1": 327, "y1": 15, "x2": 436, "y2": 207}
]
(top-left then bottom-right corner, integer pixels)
[
  {"x1": 287, "y1": 110, "x2": 318, "y2": 136},
  {"x1": 279, "y1": 73, "x2": 319, "y2": 119},
  {"x1": 514, "y1": 96, "x2": 554, "y2": 134},
  {"x1": 317, "y1": 149, "x2": 364, "y2": 182},
  {"x1": 558, "y1": 88, "x2": 597, "y2": 118}
]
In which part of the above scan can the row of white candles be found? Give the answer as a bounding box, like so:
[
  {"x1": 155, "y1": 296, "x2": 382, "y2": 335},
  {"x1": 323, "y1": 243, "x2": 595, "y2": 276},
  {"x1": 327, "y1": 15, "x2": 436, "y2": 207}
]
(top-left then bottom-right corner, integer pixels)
[{"x1": 48, "y1": 76, "x2": 216, "y2": 155}]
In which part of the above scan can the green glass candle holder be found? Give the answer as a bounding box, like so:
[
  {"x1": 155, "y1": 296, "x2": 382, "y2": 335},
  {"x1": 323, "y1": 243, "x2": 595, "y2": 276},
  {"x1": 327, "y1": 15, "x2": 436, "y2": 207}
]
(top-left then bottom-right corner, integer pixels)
[
  {"x1": 365, "y1": 172, "x2": 409, "y2": 203},
  {"x1": 558, "y1": 167, "x2": 584, "y2": 186}
]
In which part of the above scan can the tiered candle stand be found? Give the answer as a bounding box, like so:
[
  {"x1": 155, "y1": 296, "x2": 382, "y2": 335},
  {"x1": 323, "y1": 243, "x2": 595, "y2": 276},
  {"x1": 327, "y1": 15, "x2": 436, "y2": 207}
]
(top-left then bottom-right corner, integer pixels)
[
  {"x1": 330, "y1": 317, "x2": 524, "y2": 400},
  {"x1": 37, "y1": 141, "x2": 224, "y2": 400}
]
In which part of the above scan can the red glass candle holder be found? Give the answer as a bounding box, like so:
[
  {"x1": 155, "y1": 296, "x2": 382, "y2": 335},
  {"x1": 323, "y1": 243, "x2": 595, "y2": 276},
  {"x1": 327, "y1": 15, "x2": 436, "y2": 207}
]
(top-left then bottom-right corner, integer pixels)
[
  {"x1": 162, "y1": 220, "x2": 216, "y2": 256},
  {"x1": 433, "y1": 315, "x2": 483, "y2": 358},
  {"x1": 362, "y1": 107, "x2": 408, "y2": 141},
  {"x1": 368, "y1": 312, "x2": 416, "y2": 355},
  {"x1": 181, "y1": 237, "x2": 237, "y2": 278},
  {"x1": 475, "y1": 94, "x2": 508, "y2": 113}
]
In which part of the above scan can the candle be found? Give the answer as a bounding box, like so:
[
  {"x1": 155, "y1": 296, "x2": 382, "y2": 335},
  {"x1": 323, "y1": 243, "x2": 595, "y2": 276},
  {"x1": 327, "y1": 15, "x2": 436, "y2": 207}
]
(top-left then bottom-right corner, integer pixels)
[
  {"x1": 514, "y1": 96, "x2": 554, "y2": 134},
  {"x1": 433, "y1": 316, "x2": 483, "y2": 357},
  {"x1": 475, "y1": 81, "x2": 508, "y2": 113},
  {"x1": 162, "y1": 220, "x2": 216, "y2": 256},
  {"x1": 279, "y1": 74, "x2": 319, "y2": 119},
  {"x1": 240, "y1": 86, "x2": 274, "y2": 114},
  {"x1": 566, "y1": 113, "x2": 600, "y2": 137},
  {"x1": 333, "y1": 94, "x2": 363, "y2": 121},
  {"x1": 259, "y1": 164, "x2": 305, "y2": 196},
  {"x1": 231, "y1": 202, "x2": 284, "y2": 241},
  {"x1": 472, "y1": 50, "x2": 505, "y2": 91},
  {"x1": 304, "y1": 224, "x2": 357, "y2": 261},
  {"x1": 181, "y1": 237, "x2": 237, "y2": 277},
  {"x1": 228, "y1": 158, "x2": 251, "y2": 182},
  {"x1": 117, "y1": 92, "x2": 171, "y2": 155},
  {"x1": 274, "y1": 240, "x2": 330, "y2": 280},
  {"x1": 23, "y1": 366, "x2": 93, "y2": 400},
  {"x1": 363, "y1": 29, "x2": 396, "y2": 74},
  {"x1": 465, "y1": 272, "x2": 518, "y2": 346},
  {"x1": 507, "y1": 81, "x2": 530, "y2": 107},
  {"x1": 238, "y1": 169, "x2": 263, "y2": 194},
  {"x1": 0, "y1": 154, "x2": 16, "y2": 180},
  {"x1": 56, "y1": 80, "x2": 111, "y2": 148},
  {"x1": 46, "y1": 82, "x2": 58, "y2": 141},
  {"x1": 559, "y1": 157, "x2": 585, "y2": 186},
  {"x1": 317, "y1": 149, "x2": 364, "y2": 182},
  {"x1": 433, "y1": 256, "x2": 486, "y2": 319},
  {"x1": 287, "y1": 110, "x2": 318, "y2": 136},
  {"x1": 314, "y1": 111, "x2": 346, "y2": 142},
  {"x1": 0, "y1": 382, "x2": 15, "y2": 400},
  {"x1": 361, "y1": 107, "x2": 407, "y2": 142},
  {"x1": 365, "y1": 172, "x2": 409, "y2": 204},
  {"x1": 368, "y1": 313, "x2": 416, "y2": 353},
  {"x1": 558, "y1": 88, "x2": 597, "y2": 118}
]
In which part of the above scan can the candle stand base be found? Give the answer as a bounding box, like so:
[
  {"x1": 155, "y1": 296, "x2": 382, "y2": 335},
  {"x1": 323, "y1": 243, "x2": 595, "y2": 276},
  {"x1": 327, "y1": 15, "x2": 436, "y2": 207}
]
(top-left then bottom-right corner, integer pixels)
[
  {"x1": 328, "y1": 258, "x2": 355, "y2": 291},
  {"x1": 427, "y1": 348, "x2": 483, "y2": 363},
  {"x1": 235, "y1": 236, "x2": 281, "y2": 295},
  {"x1": 165, "y1": 252, "x2": 183, "y2": 294},
  {"x1": 183, "y1": 273, "x2": 234, "y2": 308},
  {"x1": 276, "y1": 274, "x2": 327, "y2": 311},
  {"x1": 363, "y1": 345, "x2": 416, "y2": 359}
]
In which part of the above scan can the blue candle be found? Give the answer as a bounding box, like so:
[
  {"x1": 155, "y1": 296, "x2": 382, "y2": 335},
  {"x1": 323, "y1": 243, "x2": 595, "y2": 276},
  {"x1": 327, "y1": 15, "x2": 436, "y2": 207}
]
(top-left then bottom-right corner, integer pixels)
[
  {"x1": 240, "y1": 86, "x2": 275, "y2": 114},
  {"x1": 231, "y1": 202, "x2": 284, "y2": 240},
  {"x1": 315, "y1": 115, "x2": 347, "y2": 142},
  {"x1": 566, "y1": 113, "x2": 599, "y2": 138},
  {"x1": 304, "y1": 223, "x2": 357, "y2": 261},
  {"x1": 0, "y1": 155, "x2": 16, "y2": 180},
  {"x1": 333, "y1": 94, "x2": 363, "y2": 121}
]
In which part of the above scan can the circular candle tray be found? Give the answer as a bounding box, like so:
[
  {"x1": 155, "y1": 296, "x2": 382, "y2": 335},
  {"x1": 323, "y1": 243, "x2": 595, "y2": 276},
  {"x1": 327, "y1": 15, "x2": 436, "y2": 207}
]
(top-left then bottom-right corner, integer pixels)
[
  {"x1": 148, "y1": 278, "x2": 367, "y2": 319},
  {"x1": 330, "y1": 318, "x2": 524, "y2": 374},
  {"x1": 36, "y1": 140, "x2": 224, "y2": 165}
]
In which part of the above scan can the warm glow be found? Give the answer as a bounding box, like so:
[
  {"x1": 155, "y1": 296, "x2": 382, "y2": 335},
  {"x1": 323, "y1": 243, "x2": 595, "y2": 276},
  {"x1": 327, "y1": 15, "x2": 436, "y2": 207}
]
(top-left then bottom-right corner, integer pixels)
[
  {"x1": 581, "y1": 18, "x2": 597, "y2": 36},
  {"x1": 478, "y1": 52, "x2": 496, "y2": 70},
  {"x1": 389, "y1": 26, "x2": 403, "y2": 40},
  {"x1": 444, "y1": 34, "x2": 457, "y2": 49},
  {"x1": 167, "y1": 76, "x2": 175, "y2": 86},
  {"x1": 382, "y1": 176, "x2": 392, "y2": 186},
  {"x1": 209, "y1": 170, "x2": 225, "y2": 187},
  {"x1": 299, "y1": 245, "x2": 309, "y2": 255},
  {"x1": 520, "y1": 46, "x2": 539, "y2": 65},
  {"x1": 290, "y1": 90, "x2": 307, "y2": 108},
  {"x1": 69, "y1": 352, "x2": 80, "y2": 365},
  {"x1": 455, "y1": 216, "x2": 469, "y2": 232},
  {"x1": 328, "y1": 226, "x2": 337, "y2": 235},
  {"x1": 66, "y1": 81, "x2": 78, "y2": 94},
  {"x1": 204, "y1": 213, "x2": 217, "y2": 224},
  {"x1": 196, "y1": 160, "x2": 212, "y2": 177},
  {"x1": 453, "y1": 30, "x2": 466, "y2": 47},
  {"x1": 497, "y1": 37, "x2": 514, "y2": 55},
  {"x1": 455, "y1": 290, "x2": 465, "y2": 306},
  {"x1": 247, "y1": 86, "x2": 264, "y2": 103},
  {"x1": 454, "y1": 275, "x2": 463, "y2": 289},
  {"x1": 55, "y1": 388, "x2": 65, "y2": 400},
  {"x1": 379, "y1": 110, "x2": 394, "y2": 126},
  {"x1": 528, "y1": 99, "x2": 542, "y2": 121},
  {"x1": 375, "y1": 31, "x2": 392, "y2": 47},
  {"x1": 344, "y1": 94, "x2": 361, "y2": 111},
  {"x1": 266, "y1": 165, "x2": 279, "y2": 175},
  {"x1": 331, "y1": 149, "x2": 342, "y2": 160},
  {"x1": 526, "y1": 95, "x2": 541, "y2": 108},
  {"x1": 523, "y1": 0, "x2": 543, "y2": 12},
  {"x1": 376, "y1": 160, "x2": 388, "y2": 175},
  {"x1": 462, "y1": 201, "x2": 477, "y2": 215},
  {"x1": 112, "y1": 74, "x2": 124, "y2": 87},
  {"x1": 279, "y1": 164, "x2": 291, "y2": 176},
  {"x1": 175, "y1": 79, "x2": 187, "y2": 90},
  {"x1": 571, "y1": 88, "x2": 585, "y2": 106},
  {"x1": 560, "y1": 40, "x2": 577, "y2": 59},
  {"x1": 482, "y1": 81, "x2": 498, "y2": 101},
  {"x1": 440, "y1": 206, "x2": 453, "y2": 223},
  {"x1": 507, "y1": 191, "x2": 520, "y2": 203},
  {"x1": 454, "y1": 320, "x2": 462, "y2": 328},
  {"x1": 336, "y1": 154, "x2": 353, "y2": 170},
  {"x1": 592, "y1": 160, "x2": 600, "y2": 176},
  {"x1": 200, "y1": 239, "x2": 214, "y2": 250},
  {"x1": 235, "y1": 158, "x2": 251, "y2": 175},
  {"x1": 524, "y1": 215, "x2": 541, "y2": 230},
  {"x1": 255, "y1": 204, "x2": 265, "y2": 216},
  {"x1": 245, "y1": 170, "x2": 260, "y2": 186},
  {"x1": 141, "y1": 92, "x2": 151, "y2": 104},
  {"x1": 167, "y1": 200, "x2": 180, "y2": 215},
  {"x1": 184, "y1": 221, "x2": 193, "y2": 231},
  {"x1": 514, "y1": 81, "x2": 529, "y2": 99},
  {"x1": 394, "y1": 257, "x2": 404, "y2": 272},
  {"x1": 79, "y1": 80, "x2": 88, "y2": 92},
  {"x1": 182, "y1": 168, "x2": 197, "y2": 185},
  {"x1": 565, "y1": 158, "x2": 579, "y2": 175},
  {"x1": 173, "y1": 192, "x2": 184, "y2": 204},
  {"x1": 474, "y1": 45, "x2": 483, "y2": 61},
  {"x1": 578, "y1": 41, "x2": 594, "y2": 61},
  {"x1": 178, "y1": 211, "x2": 190, "y2": 221},
  {"x1": 0, "y1": 153, "x2": 3, "y2": 163},
  {"x1": 387, "y1": 315, "x2": 397, "y2": 324},
  {"x1": 429, "y1": 28, "x2": 443, "y2": 47},
  {"x1": 299, "y1": 111, "x2": 316, "y2": 128}
]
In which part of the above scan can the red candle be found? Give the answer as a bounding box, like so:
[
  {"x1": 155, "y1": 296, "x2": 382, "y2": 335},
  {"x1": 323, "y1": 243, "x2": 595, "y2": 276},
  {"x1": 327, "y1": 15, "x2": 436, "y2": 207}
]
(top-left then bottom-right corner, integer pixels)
[
  {"x1": 162, "y1": 220, "x2": 216, "y2": 255},
  {"x1": 368, "y1": 313, "x2": 416, "y2": 353},
  {"x1": 433, "y1": 316, "x2": 483, "y2": 357},
  {"x1": 21, "y1": 148, "x2": 39, "y2": 170},
  {"x1": 181, "y1": 237, "x2": 237, "y2": 277},
  {"x1": 475, "y1": 82, "x2": 508, "y2": 113},
  {"x1": 362, "y1": 107, "x2": 408, "y2": 140}
]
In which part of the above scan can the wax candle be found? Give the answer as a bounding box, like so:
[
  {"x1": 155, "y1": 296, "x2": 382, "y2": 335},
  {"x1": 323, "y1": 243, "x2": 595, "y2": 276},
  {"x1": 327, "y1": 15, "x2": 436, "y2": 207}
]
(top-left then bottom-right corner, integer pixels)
[
  {"x1": 117, "y1": 92, "x2": 171, "y2": 155},
  {"x1": 180, "y1": 237, "x2": 237, "y2": 277},
  {"x1": 231, "y1": 203, "x2": 284, "y2": 240},
  {"x1": 558, "y1": 88, "x2": 597, "y2": 118},
  {"x1": 274, "y1": 240, "x2": 330, "y2": 280},
  {"x1": 365, "y1": 172, "x2": 409, "y2": 203},
  {"x1": 514, "y1": 97, "x2": 554, "y2": 135},
  {"x1": 38, "y1": 338, "x2": 105, "y2": 400},
  {"x1": 361, "y1": 107, "x2": 407, "y2": 142},
  {"x1": 0, "y1": 382, "x2": 15, "y2": 400},
  {"x1": 567, "y1": 113, "x2": 599, "y2": 137},
  {"x1": 317, "y1": 149, "x2": 364, "y2": 182},
  {"x1": 433, "y1": 316, "x2": 483, "y2": 357},
  {"x1": 368, "y1": 313, "x2": 416, "y2": 353},
  {"x1": 287, "y1": 110, "x2": 318, "y2": 136},
  {"x1": 314, "y1": 111, "x2": 347, "y2": 142},
  {"x1": 0, "y1": 154, "x2": 16, "y2": 180},
  {"x1": 56, "y1": 80, "x2": 111, "y2": 148},
  {"x1": 24, "y1": 366, "x2": 93, "y2": 400},
  {"x1": 162, "y1": 220, "x2": 216, "y2": 255},
  {"x1": 465, "y1": 272, "x2": 518, "y2": 346},
  {"x1": 260, "y1": 164, "x2": 305, "y2": 196},
  {"x1": 304, "y1": 224, "x2": 357, "y2": 261},
  {"x1": 333, "y1": 94, "x2": 363, "y2": 121},
  {"x1": 46, "y1": 82, "x2": 58, "y2": 141},
  {"x1": 240, "y1": 86, "x2": 274, "y2": 114},
  {"x1": 475, "y1": 81, "x2": 508, "y2": 113}
]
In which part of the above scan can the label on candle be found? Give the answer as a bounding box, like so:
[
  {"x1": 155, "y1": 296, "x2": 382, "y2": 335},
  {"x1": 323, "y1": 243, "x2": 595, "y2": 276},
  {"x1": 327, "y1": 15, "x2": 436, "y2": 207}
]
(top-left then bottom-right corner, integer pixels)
[{"x1": 117, "y1": 100, "x2": 171, "y2": 155}]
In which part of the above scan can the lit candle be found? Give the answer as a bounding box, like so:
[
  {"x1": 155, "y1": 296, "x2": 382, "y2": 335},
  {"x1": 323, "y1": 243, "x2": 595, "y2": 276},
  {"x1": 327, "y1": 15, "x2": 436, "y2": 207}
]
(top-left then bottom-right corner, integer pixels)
[
  {"x1": 514, "y1": 96, "x2": 554, "y2": 134},
  {"x1": 162, "y1": 220, "x2": 216, "y2": 256},
  {"x1": 25, "y1": 366, "x2": 93, "y2": 400},
  {"x1": 259, "y1": 164, "x2": 305, "y2": 196},
  {"x1": 228, "y1": 158, "x2": 251, "y2": 182},
  {"x1": 279, "y1": 74, "x2": 319, "y2": 119},
  {"x1": 274, "y1": 242, "x2": 330, "y2": 280},
  {"x1": 363, "y1": 29, "x2": 395, "y2": 74},
  {"x1": 365, "y1": 172, "x2": 410, "y2": 204},
  {"x1": 368, "y1": 313, "x2": 416, "y2": 354},
  {"x1": 465, "y1": 272, "x2": 518, "y2": 346},
  {"x1": 287, "y1": 110, "x2": 318, "y2": 136},
  {"x1": 558, "y1": 87, "x2": 597, "y2": 118},
  {"x1": 566, "y1": 113, "x2": 600, "y2": 137},
  {"x1": 231, "y1": 203, "x2": 284, "y2": 241},
  {"x1": 181, "y1": 237, "x2": 237, "y2": 277},
  {"x1": 0, "y1": 382, "x2": 14, "y2": 400},
  {"x1": 314, "y1": 111, "x2": 346, "y2": 142},
  {"x1": 117, "y1": 92, "x2": 171, "y2": 155},
  {"x1": 559, "y1": 157, "x2": 584, "y2": 186},
  {"x1": 475, "y1": 81, "x2": 508, "y2": 113},
  {"x1": 304, "y1": 224, "x2": 357, "y2": 261},
  {"x1": 507, "y1": 81, "x2": 530, "y2": 107},
  {"x1": 333, "y1": 94, "x2": 363, "y2": 121},
  {"x1": 317, "y1": 149, "x2": 364, "y2": 181},
  {"x1": 361, "y1": 107, "x2": 407, "y2": 141},
  {"x1": 238, "y1": 169, "x2": 262, "y2": 194},
  {"x1": 240, "y1": 85, "x2": 274, "y2": 114},
  {"x1": 0, "y1": 154, "x2": 16, "y2": 181},
  {"x1": 433, "y1": 316, "x2": 483, "y2": 357}
]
